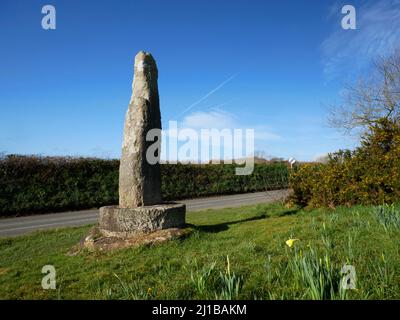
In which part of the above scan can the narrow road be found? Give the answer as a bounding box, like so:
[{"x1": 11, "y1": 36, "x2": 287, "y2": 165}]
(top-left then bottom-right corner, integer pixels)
[{"x1": 0, "y1": 189, "x2": 290, "y2": 237}]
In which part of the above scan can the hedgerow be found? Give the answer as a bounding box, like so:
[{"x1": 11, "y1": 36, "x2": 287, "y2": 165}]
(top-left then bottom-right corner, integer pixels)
[
  {"x1": 0, "y1": 156, "x2": 288, "y2": 216},
  {"x1": 290, "y1": 119, "x2": 400, "y2": 208}
]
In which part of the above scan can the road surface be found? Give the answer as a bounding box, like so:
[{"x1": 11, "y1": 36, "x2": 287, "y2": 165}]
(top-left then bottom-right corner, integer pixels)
[{"x1": 0, "y1": 189, "x2": 290, "y2": 237}]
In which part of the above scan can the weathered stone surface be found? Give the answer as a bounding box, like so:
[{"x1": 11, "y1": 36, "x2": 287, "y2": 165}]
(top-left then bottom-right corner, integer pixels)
[
  {"x1": 99, "y1": 203, "x2": 186, "y2": 237},
  {"x1": 119, "y1": 51, "x2": 162, "y2": 208},
  {"x1": 88, "y1": 51, "x2": 186, "y2": 249},
  {"x1": 69, "y1": 226, "x2": 192, "y2": 254}
]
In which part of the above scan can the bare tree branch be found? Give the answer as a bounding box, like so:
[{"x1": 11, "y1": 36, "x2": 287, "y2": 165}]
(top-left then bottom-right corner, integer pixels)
[{"x1": 328, "y1": 49, "x2": 400, "y2": 134}]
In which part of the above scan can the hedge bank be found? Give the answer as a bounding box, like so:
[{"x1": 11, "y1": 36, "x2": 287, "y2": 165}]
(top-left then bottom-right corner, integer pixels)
[{"x1": 0, "y1": 156, "x2": 288, "y2": 216}]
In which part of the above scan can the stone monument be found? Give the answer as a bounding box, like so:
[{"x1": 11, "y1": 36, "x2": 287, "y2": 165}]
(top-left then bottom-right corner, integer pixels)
[{"x1": 78, "y1": 51, "x2": 186, "y2": 251}]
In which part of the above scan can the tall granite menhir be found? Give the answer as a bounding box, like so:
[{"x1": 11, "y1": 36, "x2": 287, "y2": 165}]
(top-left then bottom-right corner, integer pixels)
[
  {"x1": 99, "y1": 51, "x2": 186, "y2": 237},
  {"x1": 119, "y1": 51, "x2": 162, "y2": 208}
]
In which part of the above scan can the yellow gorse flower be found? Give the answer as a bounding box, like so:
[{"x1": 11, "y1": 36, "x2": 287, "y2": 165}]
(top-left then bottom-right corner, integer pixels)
[{"x1": 285, "y1": 238, "x2": 300, "y2": 247}]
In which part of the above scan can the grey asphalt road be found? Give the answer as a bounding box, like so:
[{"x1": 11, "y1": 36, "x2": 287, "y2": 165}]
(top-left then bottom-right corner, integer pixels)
[{"x1": 0, "y1": 189, "x2": 291, "y2": 237}]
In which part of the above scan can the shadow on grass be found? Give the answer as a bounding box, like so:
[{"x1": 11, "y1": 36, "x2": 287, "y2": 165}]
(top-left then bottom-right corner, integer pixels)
[
  {"x1": 189, "y1": 213, "x2": 269, "y2": 234},
  {"x1": 277, "y1": 208, "x2": 299, "y2": 217},
  {"x1": 186, "y1": 208, "x2": 300, "y2": 234}
]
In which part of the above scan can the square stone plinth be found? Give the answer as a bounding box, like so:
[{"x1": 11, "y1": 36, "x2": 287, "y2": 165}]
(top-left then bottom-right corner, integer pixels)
[{"x1": 99, "y1": 203, "x2": 186, "y2": 237}]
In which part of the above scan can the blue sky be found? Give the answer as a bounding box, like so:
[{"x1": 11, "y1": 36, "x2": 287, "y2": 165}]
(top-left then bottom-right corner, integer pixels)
[{"x1": 1, "y1": 0, "x2": 400, "y2": 161}]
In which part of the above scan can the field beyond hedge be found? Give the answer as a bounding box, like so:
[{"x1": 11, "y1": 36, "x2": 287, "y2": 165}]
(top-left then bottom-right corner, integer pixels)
[
  {"x1": 0, "y1": 156, "x2": 288, "y2": 216},
  {"x1": 0, "y1": 202, "x2": 399, "y2": 299}
]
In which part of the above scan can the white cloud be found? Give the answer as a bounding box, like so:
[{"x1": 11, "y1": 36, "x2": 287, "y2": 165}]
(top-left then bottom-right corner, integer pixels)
[
  {"x1": 322, "y1": 0, "x2": 400, "y2": 79},
  {"x1": 181, "y1": 110, "x2": 236, "y2": 129},
  {"x1": 161, "y1": 109, "x2": 281, "y2": 162},
  {"x1": 252, "y1": 126, "x2": 282, "y2": 141},
  {"x1": 178, "y1": 109, "x2": 281, "y2": 141}
]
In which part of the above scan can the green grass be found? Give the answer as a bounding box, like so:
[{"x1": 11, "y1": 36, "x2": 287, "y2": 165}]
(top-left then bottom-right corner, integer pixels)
[
  {"x1": 372, "y1": 204, "x2": 400, "y2": 232},
  {"x1": 0, "y1": 202, "x2": 399, "y2": 299}
]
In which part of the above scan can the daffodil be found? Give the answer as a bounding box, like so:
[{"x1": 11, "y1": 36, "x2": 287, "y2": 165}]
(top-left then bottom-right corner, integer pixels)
[{"x1": 285, "y1": 238, "x2": 300, "y2": 247}]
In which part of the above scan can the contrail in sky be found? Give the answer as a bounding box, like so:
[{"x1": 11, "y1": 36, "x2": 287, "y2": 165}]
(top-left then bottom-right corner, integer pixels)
[{"x1": 179, "y1": 73, "x2": 238, "y2": 117}]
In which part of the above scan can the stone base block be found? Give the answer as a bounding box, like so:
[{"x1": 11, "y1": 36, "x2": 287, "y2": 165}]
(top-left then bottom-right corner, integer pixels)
[
  {"x1": 68, "y1": 226, "x2": 192, "y2": 255},
  {"x1": 99, "y1": 203, "x2": 186, "y2": 237}
]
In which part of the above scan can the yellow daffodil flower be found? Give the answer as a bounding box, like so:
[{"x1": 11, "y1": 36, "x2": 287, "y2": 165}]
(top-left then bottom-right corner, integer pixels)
[{"x1": 285, "y1": 238, "x2": 300, "y2": 247}]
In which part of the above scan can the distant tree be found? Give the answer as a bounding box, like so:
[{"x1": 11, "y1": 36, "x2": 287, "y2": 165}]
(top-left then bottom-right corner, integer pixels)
[
  {"x1": 327, "y1": 149, "x2": 353, "y2": 164},
  {"x1": 328, "y1": 49, "x2": 400, "y2": 135},
  {"x1": 270, "y1": 157, "x2": 284, "y2": 163},
  {"x1": 314, "y1": 154, "x2": 329, "y2": 164},
  {"x1": 254, "y1": 150, "x2": 268, "y2": 160}
]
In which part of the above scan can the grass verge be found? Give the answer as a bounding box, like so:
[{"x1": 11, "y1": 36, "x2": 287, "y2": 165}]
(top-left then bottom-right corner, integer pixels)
[{"x1": 0, "y1": 202, "x2": 399, "y2": 299}]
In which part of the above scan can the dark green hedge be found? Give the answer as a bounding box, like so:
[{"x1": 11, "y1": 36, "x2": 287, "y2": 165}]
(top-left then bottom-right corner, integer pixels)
[{"x1": 0, "y1": 155, "x2": 288, "y2": 216}]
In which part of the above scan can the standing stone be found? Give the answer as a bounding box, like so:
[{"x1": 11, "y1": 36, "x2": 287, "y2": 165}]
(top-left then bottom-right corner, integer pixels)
[
  {"x1": 98, "y1": 51, "x2": 186, "y2": 238},
  {"x1": 119, "y1": 51, "x2": 162, "y2": 208}
]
